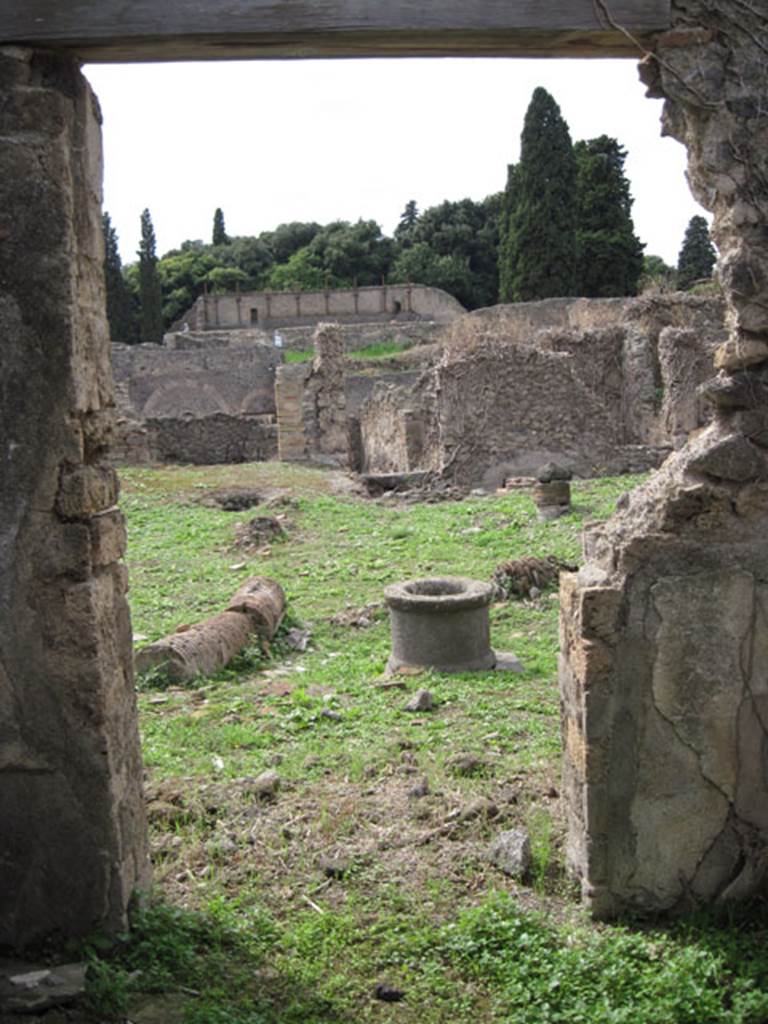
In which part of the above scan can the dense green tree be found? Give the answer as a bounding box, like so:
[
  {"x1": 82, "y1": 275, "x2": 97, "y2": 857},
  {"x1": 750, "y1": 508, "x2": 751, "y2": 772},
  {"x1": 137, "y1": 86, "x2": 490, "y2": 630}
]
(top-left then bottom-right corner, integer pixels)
[
  {"x1": 408, "y1": 197, "x2": 500, "y2": 309},
  {"x1": 394, "y1": 200, "x2": 420, "y2": 248},
  {"x1": 265, "y1": 247, "x2": 328, "y2": 292},
  {"x1": 155, "y1": 246, "x2": 217, "y2": 326},
  {"x1": 307, "y1": 220, "x2": 393, "y2": 286},
  {"x1": 262, "y1": 221, "x2": 321, "y2": 265},
  {"x1": 212, "y1": 208, "x2": 229, "y2": 246},
  {"x1": 205, "y1": 266, "x2": 249, "y2": 292},
  {"x1": 574, "y1": 135, "x2": 644, "y2": 297},
  {"x1": 641, "y1": 254, "x2": 676, "y2": 291},
  {"x1": 499, "y1": 87, "x2": 578, "y2": 301},
  {"x1": 677, "y1": 215, "x2": 716, "y2": 289},
  {"x1": 138, "y1": 208, "x2": 163, "y2": 343},
  {"x1": 390, "y1": 242, "x2": 472, "y2": 300},
  {"x1": 102, "y1": 212, "x2": 137, "y2": 342}
]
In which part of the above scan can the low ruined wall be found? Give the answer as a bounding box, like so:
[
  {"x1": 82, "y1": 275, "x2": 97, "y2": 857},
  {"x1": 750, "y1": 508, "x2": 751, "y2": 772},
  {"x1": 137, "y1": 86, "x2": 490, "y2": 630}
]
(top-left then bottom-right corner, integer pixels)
[
  {"x1": 273, "y1": 320, "x2": 444, "y2": 353},
  {"x1": 368, "y1": 293, "x2": 725, "y2": 486},
  {"x1": 147, "y1": 414, "x2": 277, "y2": 465}
]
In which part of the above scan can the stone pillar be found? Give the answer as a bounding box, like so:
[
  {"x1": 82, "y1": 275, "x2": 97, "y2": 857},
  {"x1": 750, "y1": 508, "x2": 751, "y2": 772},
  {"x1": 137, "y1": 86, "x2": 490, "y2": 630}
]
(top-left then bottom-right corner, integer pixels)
[
  {"x1": 0, "y1": 48, "x2": 150, "y2": 948},
  {"x1": 301, "y1": 323, "x2": 349, "y2": 464},
  {"x1": 560, "y1": 0, "x2": 768, "y2": 917}
]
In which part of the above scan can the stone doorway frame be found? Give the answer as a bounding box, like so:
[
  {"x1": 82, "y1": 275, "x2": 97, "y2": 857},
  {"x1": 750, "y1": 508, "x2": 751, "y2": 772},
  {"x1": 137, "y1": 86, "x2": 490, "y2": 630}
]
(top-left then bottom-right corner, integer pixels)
[{"x1": 2, "y1": 0, "x2": 767, "y2": 947}]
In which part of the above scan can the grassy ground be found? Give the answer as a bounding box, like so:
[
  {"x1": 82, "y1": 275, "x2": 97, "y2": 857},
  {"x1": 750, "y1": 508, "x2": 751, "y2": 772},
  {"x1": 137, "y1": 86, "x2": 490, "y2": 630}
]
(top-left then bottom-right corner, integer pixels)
[
  {"x1": 84, "y1": 463, "x2": 768, "y2": 1023},
  {"x1": 283, "y1": 339, "x2": 409, "y2": 364}
]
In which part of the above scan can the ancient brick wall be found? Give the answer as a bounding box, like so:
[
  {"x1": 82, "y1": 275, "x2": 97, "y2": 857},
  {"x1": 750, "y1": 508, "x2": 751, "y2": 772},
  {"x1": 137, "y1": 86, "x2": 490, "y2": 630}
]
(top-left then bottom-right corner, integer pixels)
[{"x1": 0, "y1": 48, "x2": 149, "y2": 947}]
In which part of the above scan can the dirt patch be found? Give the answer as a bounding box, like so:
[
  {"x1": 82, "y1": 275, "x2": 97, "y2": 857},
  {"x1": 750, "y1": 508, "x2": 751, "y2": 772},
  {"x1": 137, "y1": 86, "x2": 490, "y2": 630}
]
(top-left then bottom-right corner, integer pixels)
[{"x1": 145, "y1": 760, "x2": 570, "y2": 922}]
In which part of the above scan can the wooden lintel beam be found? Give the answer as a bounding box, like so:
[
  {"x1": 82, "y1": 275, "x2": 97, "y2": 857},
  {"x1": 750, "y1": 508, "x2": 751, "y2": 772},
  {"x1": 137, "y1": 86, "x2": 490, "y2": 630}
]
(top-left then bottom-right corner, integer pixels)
[{"x1": 0, "y1": 1, "x2": 670, "y2": 63}]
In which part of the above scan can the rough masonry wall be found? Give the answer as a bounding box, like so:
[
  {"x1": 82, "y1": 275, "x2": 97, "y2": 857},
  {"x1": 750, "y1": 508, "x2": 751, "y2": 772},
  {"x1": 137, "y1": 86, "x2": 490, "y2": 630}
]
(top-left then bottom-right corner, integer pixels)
[
  {"x1": 111, "y1": 341, "x2": 280, "y2": 465},
  {"x1": 359, "y1": 378, "x2": 441, "y2": 475},
  {"x1": 0, "y1": 48, "x2": 149, "y2": 946},
  {"x1": 559, "y1": 0, "x2": 768, "y2": 915}
]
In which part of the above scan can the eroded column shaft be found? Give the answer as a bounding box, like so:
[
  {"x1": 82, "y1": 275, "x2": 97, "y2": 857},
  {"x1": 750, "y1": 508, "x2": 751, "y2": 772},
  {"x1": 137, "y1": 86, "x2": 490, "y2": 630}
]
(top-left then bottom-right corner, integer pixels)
[{"x1": 0, "y1": 47, "x2": 149, "y2": 947}]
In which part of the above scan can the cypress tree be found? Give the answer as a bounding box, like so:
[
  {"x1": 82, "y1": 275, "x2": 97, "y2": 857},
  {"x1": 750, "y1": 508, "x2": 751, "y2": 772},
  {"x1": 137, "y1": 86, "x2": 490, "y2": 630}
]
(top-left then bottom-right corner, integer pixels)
[
  {"x1": 499, "y1": 87, "x2": 578, "y2": 301},
  {"x1": 394, "y1": 200, "x2": 419, "y2": 249},
  {"x1": 138, "y1": 208, "x2": 163, "y2": 343},
  {"x1": 498, "y1": 163, "x2": 519, "y2": 302},
  {"x1": 677, "y1": 215, "x2": 716, "y2": 289},
  {"x1": 102, "y1": 212, "x2": 137, "y2": 342},
  {"x1": 212, "y1": 207, "x2": 229, "y2": 246},
  {"x1": 574, "y1": 136, "x2": 645, "y2": 297}
]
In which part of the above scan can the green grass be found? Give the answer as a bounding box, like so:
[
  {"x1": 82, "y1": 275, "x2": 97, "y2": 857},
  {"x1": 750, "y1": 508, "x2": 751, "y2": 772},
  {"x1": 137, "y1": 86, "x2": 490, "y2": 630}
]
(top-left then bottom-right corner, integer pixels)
[
  {"x1": 283, "y1": 338, "x2": 409, "y2": 364},
  {"x1": 283, "y1": 348, "x2": 313, "y2": 363},
  {"x1": 347, "y1": 338, "x2": 409, "y2": 359},
  {"x1": 80, "y1": 462, "x2": 768, "y2": 1023}
]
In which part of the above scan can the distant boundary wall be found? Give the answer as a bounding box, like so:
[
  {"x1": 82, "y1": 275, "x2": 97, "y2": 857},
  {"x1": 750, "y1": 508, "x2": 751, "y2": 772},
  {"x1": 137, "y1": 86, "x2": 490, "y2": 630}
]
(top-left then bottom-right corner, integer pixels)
[{"x1": 174, "y1": 284, "x2": 465, "y2": 333}]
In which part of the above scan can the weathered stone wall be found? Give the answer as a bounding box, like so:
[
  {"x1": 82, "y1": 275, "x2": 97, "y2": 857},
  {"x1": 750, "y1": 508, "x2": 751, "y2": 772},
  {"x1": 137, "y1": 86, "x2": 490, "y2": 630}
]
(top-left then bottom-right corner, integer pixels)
[
  {"x1": 0, "y1": 48, "x2": 149, "y2": 947},
  {"x1": 559, "y1": 0, "x2": 768, "y2": 916},
  {"x1": 146, "y1": 414, "x2": 277, "y2": 465},
  {"x1": 179, "y1": 284, "x2": 465, "y2": 332},
  {"x1": 111, "y1": 341, "x2": 280, "y2": 465},
  {"x1": 356, "y1": 294, "x2": 723, "y2": 488},
  {"x1": 113, "y1": 342, "x2": 280, "y2": 419},
  {"x1": 359, "y1": 379, "x2": 441, "y2": 475},
  {"x1": 299, "y1": 323, "x2": 348, "y2": 465},
  {"x1": 435, "y1": 337, "x2": 665, "y2": 487}
]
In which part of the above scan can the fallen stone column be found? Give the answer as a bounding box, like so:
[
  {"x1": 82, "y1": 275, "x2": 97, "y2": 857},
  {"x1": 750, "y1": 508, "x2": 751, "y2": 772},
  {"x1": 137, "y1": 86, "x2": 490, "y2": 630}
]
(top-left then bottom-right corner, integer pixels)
[{"x1": 136, "y1": 577, "x2": 285, "y2": 682}]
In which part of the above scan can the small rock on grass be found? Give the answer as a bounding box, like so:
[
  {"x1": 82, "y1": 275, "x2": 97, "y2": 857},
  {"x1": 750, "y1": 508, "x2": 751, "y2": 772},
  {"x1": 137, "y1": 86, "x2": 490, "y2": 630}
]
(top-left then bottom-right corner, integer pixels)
[
  {"x1": 447, "y1": 753, "x2": 486, "y2": 777},
  {"x1": 408, "y1": 777, "x2": 430, "y2": 798},
  {"x1": 249, "y1": 770, "x2": 281, "y2": 799},
  {"x1": 374, "y1": 984, "x2": 405, "y2": 1003},
  {"x1": 146, "y1": 800, "x2": 188, "y2": 826},
  {"x1": 318, "y1": 855, "x2": 349, "y2": 879},
  {"x1": 488, "y1": 828, "x2": 532, "y2": 879},
  {"x1": 404, "y1": 688, "x2": 435, "y2": 712},
  {"x1": 457, "y1": 797, "x2": 499, "y2": 823}
]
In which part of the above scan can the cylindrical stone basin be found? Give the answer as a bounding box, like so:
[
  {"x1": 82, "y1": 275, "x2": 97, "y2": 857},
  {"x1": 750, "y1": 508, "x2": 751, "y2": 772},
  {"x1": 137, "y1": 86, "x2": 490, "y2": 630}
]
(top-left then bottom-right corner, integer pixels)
[{"x1": 384, "y1": 576, "x2": 496, "y2": 674}]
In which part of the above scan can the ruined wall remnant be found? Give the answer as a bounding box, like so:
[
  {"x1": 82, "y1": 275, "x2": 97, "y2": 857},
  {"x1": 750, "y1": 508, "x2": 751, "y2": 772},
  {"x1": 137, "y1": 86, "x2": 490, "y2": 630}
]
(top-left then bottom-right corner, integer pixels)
[
  {"x1": 560, "y1": 0, "x2": 768, "y2": 915},
  {"x1": 275, "y1": 323, "x2": 350, "y2": 466},
  {"x1": 0, "y1": 48, "x2": 149, "y2": 947},
  {"x1": 359, "y1": 379, "x2": 441, "y2": 476},
  {"x1": 354, "y1": 294, "x2": 725, "y2": 489},
  {"x1": 111, "y1": 341, "x2": 280, "y2": 464}
]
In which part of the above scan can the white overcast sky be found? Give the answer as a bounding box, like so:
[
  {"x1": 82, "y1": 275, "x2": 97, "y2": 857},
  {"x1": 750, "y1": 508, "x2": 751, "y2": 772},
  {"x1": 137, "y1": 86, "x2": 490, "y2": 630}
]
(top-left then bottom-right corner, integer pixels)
[{"x1": 85, "y1": 58, "x2": 706, "y2": 268}]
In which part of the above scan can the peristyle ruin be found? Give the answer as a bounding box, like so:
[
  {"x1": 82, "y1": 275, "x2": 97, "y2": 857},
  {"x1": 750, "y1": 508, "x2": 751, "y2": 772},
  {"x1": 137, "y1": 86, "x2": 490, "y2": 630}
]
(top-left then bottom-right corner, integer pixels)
[{"x1": 1, "y1": 0, "x2": 767, "y2": 947}]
